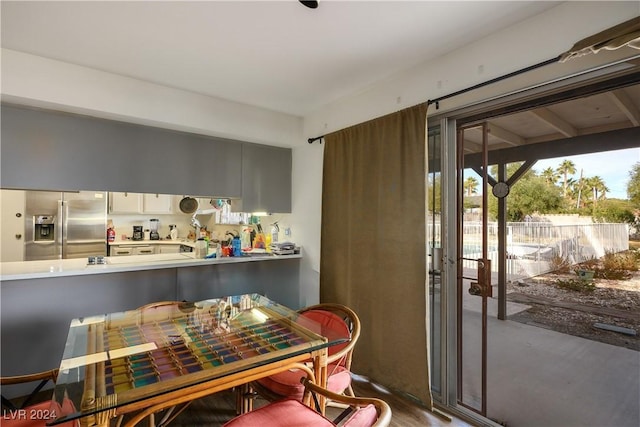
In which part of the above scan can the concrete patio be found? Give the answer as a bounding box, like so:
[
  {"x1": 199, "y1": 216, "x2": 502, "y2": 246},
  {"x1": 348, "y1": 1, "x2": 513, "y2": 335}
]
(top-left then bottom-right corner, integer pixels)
[{"x1": 461, "y1": 284, "x2": 639, "y2": 426}]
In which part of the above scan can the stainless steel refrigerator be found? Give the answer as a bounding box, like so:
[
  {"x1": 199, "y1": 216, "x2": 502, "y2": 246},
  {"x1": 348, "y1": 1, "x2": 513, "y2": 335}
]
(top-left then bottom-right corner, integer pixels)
[{"x1": 25, "y1": 190, "x2": 107, "y2": 260}]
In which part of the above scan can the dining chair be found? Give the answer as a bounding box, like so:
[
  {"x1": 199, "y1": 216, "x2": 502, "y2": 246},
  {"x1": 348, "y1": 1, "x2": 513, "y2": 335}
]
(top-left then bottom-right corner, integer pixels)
[
  {"x1": 244, "y1": 303, "x2": 361, "y2": 411},
  {"x1": 137, "y1": 300, "x2": 192, "y2": 317},
  {"x1": 1, "y1": 369, "x2": 79, "y2": 427},
  {"x1": 225, "y1": 377, "x2": 391, "y2": 427}
]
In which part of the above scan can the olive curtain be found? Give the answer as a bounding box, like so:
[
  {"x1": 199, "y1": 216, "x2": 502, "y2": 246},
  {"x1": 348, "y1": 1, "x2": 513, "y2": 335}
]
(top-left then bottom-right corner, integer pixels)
[{"x1": 320, "y1": 103, "x2": 432, "y2": 407}]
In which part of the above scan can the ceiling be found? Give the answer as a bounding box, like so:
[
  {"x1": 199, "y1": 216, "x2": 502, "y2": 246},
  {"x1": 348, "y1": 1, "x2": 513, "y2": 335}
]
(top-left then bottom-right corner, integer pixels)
[
  {"x1": 1, "y1": 0, "x2": 563, "y2": 116},
  {"x1": 462, "y1": 80, "x2": 640, "y2": 157}
]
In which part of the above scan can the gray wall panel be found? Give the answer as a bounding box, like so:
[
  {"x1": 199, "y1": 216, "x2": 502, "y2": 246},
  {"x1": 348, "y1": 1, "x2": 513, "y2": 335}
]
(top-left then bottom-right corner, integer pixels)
[
  {"x1": 177, "y1": 259, "x2": 300, "y2": 308},
  {"x1": 0, "y1": 269, "x2": 176, "y2": 396}
]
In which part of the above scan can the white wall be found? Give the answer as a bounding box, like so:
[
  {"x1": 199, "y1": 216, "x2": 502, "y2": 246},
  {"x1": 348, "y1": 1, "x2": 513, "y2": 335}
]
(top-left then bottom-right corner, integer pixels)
[{"x1": 2, "y1": 1, "x2": 638, "y2": 305}]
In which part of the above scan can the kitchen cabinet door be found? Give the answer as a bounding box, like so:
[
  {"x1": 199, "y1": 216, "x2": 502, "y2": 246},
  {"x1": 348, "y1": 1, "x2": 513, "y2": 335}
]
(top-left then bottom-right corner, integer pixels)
[
  {"x1": 133, "y1": 245, "x2": 156, "y2": 255},
  {"x1": 109, "y1": 245, "x2": 133, "y2": 256},
  {"x1": 109, "y1": 192, "x2": 142, "y2": 213},
  {"x1": 143, "y1": 193, "x2": 173, "y2": 214},
  {"x1": 241, "y1": 144, "x2": 292, "y2": 213},
  {"x1": 158, "y1": 245, "x2": 180, "y2": 254}
]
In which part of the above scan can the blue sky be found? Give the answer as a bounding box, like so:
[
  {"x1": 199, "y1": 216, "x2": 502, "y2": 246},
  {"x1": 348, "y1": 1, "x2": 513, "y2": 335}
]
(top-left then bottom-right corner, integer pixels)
[{"x1": 532, "y1": 148, "x2": 640, "y2": 200}]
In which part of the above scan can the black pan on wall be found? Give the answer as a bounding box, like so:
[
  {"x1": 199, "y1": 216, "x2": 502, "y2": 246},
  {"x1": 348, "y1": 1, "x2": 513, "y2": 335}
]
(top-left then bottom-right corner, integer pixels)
[{"x1": 179, "y1": 197, "x2": 198, "y2": 214}]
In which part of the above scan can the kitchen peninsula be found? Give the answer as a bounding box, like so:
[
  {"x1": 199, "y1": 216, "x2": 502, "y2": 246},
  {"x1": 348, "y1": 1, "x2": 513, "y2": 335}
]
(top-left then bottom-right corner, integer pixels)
[{"x1": 0, "y1": 251, "x2": 302, "y2": 385}]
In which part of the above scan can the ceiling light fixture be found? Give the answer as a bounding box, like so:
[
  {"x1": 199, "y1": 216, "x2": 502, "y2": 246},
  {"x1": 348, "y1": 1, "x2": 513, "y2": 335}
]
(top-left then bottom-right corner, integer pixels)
[{"x1": 299, "y1": 1, "x2": 319, "y2": 9}]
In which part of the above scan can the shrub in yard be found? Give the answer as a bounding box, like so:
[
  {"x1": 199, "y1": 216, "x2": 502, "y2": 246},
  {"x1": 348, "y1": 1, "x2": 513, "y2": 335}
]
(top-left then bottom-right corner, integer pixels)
[
  {"x1": 602, "y1": 250, "x2": 638, "y2": 271},
  {"x1": 550, "y1": 254, "x2": 572, "y2": 273},
  {"x1": 555, "y1": 278, "x2": 596, "y2": 292},
  {"x1": 584, "y1": 250, "x2": 636, "y2": 280},
  {"x1": 567, "y1": 251, "x2": 635, "y2": 280},
  {"x1": 594, "y1": 268, "x2": 631, "y2": 280},
  {"x1": 579, "y1": 255, "x2": 599, "y2": 270}
]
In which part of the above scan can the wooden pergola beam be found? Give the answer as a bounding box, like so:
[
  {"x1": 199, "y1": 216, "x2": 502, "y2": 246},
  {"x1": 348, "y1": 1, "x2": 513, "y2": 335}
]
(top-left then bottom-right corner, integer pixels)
[
  {"x1": 608, "y1": 89, "x2": 640, "y2": 126},
  {"x1": 487, "y1": 123, "x2": 525, "y2": 146},
  {"x1": 529, "y1": 107, "x2": 577, "y2": 138}
]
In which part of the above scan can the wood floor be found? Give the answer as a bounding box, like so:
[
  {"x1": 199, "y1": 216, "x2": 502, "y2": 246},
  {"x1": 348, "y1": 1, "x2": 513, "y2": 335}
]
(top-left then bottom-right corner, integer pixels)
[{"x1": 156, "y1": 375, "x2": 476, "y2": 427}]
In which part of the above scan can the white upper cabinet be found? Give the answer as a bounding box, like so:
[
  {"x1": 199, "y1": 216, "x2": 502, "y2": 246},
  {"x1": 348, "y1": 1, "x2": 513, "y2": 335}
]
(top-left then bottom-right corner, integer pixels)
[
  {"x1": 109, "y1": 192, "x2": 174, "y2": 214},
  {"x1": 109, "y1": 192, "x2": 142, "y2": 214},
  {"x1": 143, "y1": 193, "x2": 173, "y2": 214}
]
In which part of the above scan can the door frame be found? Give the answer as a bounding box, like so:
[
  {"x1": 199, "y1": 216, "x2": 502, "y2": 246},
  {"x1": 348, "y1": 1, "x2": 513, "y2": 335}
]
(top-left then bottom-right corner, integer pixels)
[{"x1": 429, "y1": 61, "x2": 640, "y2": 426}]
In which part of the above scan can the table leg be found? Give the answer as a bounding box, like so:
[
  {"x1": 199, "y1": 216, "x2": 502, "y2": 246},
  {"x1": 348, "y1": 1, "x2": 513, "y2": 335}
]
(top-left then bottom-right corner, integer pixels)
[
  {"x1": 80, "y1": 324, "x2": 116, "y2": 427},
  {"x1": 81, "y1": 325, "x2": 97, "y2": 427}
]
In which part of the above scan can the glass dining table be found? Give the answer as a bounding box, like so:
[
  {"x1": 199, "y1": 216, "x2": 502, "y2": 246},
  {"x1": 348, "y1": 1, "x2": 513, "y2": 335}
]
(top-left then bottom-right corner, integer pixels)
[{"x1": 46, "y1": 294, "x2": 345, "y2": 427}]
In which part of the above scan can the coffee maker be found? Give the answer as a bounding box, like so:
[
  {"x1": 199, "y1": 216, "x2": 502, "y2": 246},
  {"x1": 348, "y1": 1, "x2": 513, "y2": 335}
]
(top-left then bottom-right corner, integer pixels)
[
  {"x1": 132, "y1": 225, "x2": 144, "y2": 241},
  {"x1": 149, "y1": 219, "x2": 160, "y2": 240}
]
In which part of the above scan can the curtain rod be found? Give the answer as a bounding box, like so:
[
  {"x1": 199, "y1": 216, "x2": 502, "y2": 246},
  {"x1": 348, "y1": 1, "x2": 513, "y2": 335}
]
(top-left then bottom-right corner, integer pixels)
[{"x1": 307, "y1": 54, "x2": 562, "y2": 144}]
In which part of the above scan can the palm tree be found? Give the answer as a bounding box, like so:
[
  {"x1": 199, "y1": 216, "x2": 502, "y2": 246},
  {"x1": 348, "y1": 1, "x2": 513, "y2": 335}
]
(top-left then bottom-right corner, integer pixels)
[
  {"x1": 541, "y1": 167, "x2": 560, "y2": 186},
  {"x1": 573, "y1": 174, "x2": 586, "y2": 209},
  {"x1": 565, "y1": 178, "x2": 579, "y2": 205},
  {"x1": 556, "y1": 160, "x2": 576, "y2": 198},
  {"x1": 463, "y1": 176, "x2": 479, "y2": 196},
  {"x1": 585, "y1": 176, "x2": 609, "y2": 208}
]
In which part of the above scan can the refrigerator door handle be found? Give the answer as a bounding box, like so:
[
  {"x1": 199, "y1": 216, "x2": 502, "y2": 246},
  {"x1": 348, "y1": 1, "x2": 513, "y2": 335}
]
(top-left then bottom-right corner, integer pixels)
[{"x1": 58, "y1": 199, "x2": 65, "y2": 259}]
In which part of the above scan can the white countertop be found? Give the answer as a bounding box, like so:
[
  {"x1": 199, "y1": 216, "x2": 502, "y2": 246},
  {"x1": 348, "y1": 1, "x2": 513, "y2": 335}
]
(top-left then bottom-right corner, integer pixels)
[
  {"x1": 0, "y1": 252, "x2": 301, "y2": 281},
  {"x1": 108, "y1": 239, "x2": 196, "y2": 247}
]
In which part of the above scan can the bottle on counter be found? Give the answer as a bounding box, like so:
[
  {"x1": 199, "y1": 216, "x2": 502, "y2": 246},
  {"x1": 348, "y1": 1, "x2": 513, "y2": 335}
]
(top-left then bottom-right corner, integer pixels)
[
  {"x1": 265, "y1": 233, "x2": 272, "y2": 252},
  {"x1": 169, "y1": 224, "x2": 178, "y2": 240},
  {"x1": 107, "y1": 220, "x2": 116, "y2": 243},
  {"x1": 241, "y1": 227, "x2": 251, "y2": 250},
  {"x1": 270, "y1": 222, "x2": 279, "y2": 243},
  {"x1": 232, "y1": 235, "x2": 242, "y2": 257},
  {"x1": 195, "y1": 238, "x2": 207, "y2": 259}
]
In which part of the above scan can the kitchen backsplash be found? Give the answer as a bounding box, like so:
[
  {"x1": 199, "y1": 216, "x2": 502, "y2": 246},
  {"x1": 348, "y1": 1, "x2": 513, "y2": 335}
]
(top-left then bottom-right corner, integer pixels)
[{"x1": 108, "y1": 213, "x2": 290, "y2": 243}]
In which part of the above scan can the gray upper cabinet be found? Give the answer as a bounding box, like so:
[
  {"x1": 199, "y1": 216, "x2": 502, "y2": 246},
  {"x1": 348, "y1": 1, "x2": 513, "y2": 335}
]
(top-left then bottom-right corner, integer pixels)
[
  {"x1": 241, "y1": 143, "x2": 292, "y2": 213},
  {"x1": 0, "y1": 104, "x2": 242, "y2": 198}
]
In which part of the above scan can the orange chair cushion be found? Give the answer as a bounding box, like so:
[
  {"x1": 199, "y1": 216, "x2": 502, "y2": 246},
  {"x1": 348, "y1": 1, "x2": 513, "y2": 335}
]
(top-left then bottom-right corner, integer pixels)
[
  {"x1": 255, "y1": 364, "x2": 352, "y2": 401},
  {"x1": 223, "y1": 399, "x2": 334, "y2": 427},
  {"x1": 302, "y1": 310, "x2": 351, "y2": 358},
  {"x1": 1, "y1": 400, "x2": 78, "y2": 427}
]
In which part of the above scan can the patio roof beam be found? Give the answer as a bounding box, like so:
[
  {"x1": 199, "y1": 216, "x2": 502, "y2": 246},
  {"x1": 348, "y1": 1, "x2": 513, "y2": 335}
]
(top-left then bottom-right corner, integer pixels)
[{"x1": 464, "y1": 126, "x2": 640, "y2": 168}]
